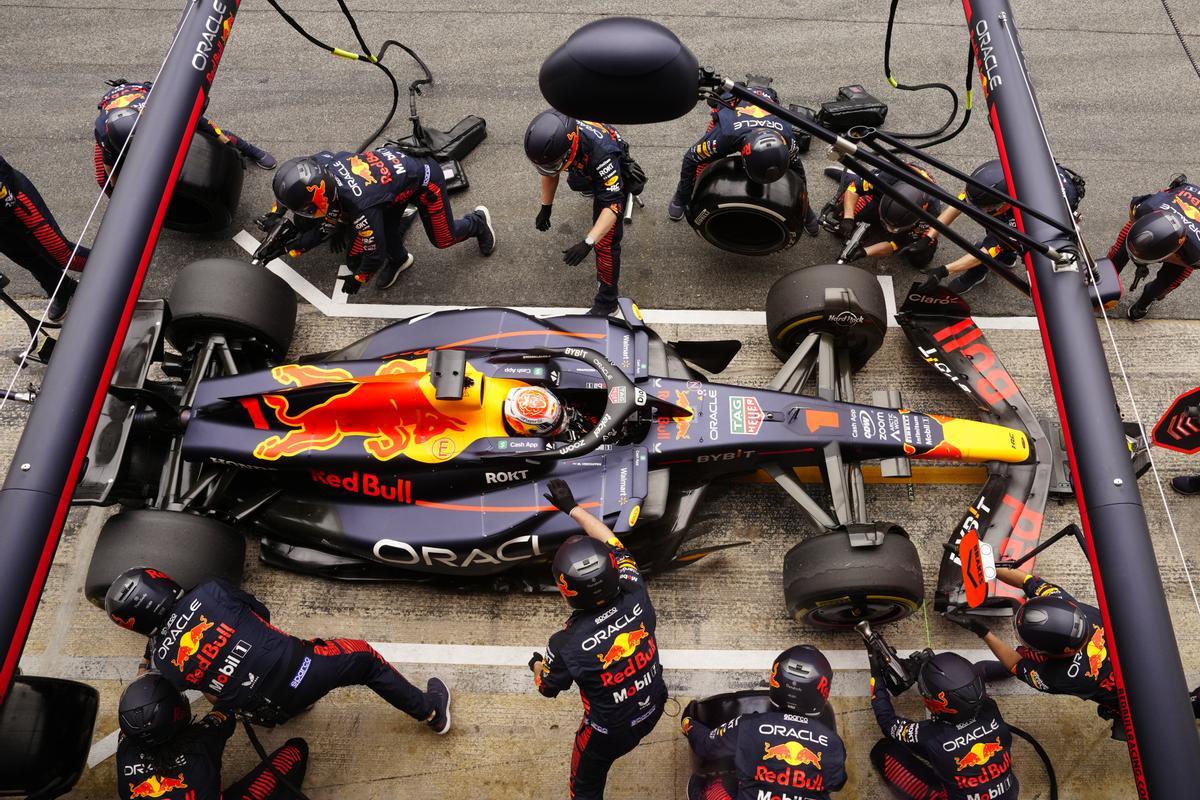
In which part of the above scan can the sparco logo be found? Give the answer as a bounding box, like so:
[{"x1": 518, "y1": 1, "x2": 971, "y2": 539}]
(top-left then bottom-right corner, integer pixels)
[{"x1": 828, "y1": 311, "x2": 864, "y2": 327}]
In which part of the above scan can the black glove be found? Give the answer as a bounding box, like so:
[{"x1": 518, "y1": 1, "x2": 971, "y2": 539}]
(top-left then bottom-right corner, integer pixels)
[
  {"x1": 329, "y1": 224, "x2": 352, "y2": 254},
  {"x1": 903, "y1": 235, "x2": 935, "y2": 261},
  {"x1": 528, "y1": 652, "x2": 543, "y2": 672},
  {"x1": 535, "y1": 204, "x2": 553, "y2": 231},
  {"x1": 562, "y1": 240, "x2": 594, "y2": 266},
  {"x1": 944, "y1": 610, "x2": 991, "y2": 639},
  {"x1": 341, "y1": 274, "x2": 365, "y2": 296},
  {"x1": 254, "y1": 209, "x2": 284, "y2": 233},
  {"x1": 254, "y1": 238, "x2": 288, "y2": 264},
  {"x1": 918, "y1": 265, "x2": 950, "y2": 292},
  {"x1": 543, "y1": 478, "x2": 577, "y2": 514},
  {"x1": 839, "y1": 216, "x2": 857, "y2": 240}
]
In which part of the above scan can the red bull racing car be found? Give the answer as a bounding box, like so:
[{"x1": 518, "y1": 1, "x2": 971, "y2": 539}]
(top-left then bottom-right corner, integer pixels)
[{"x1": 80, "y1": 258, "x2": 1067, "y2": 627}]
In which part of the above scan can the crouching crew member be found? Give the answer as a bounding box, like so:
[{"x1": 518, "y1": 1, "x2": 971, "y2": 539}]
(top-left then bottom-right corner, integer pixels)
[
  {"x1": 667, "y1": 85, "x2": 819, "y2": 236},
  {"x1": 870, "y1": 651, "x2": 1018, "y2": 799},
  {"x1": 681, "y1": 645, "x2": 847, "y2": 800},
  {"x1": 104, "y1": 568, "x2": 451, "y2": 733},
  {"x1": 117, "y1": 672, "x2": 309, "y2": 800},
  {"x1": 265, "y1": 146, "x2": 495, "y2": 292},
  {"x1": 827, "y1": 163, "x2": 941, "y2": 268},
  {"x1": 529, "y1": 478, "x2": 667, "y2": 799}
]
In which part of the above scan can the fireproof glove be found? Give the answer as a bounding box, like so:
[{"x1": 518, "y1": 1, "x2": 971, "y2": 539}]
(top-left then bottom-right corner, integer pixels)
[
  {"x1": 918, "y1": 265, "x2": 950, "y2": 292},
  {"x1": 844, "y1": 243, "x2": 867, "y2": 263},
  {"x1": 535, "y1": 204, "x2": 553, "y2": 231},
  {"x1": 562, "y1": 240, "x2": 593, "y2": 266},
  {"x1": 839, "y1": 216, "x2": 857, "y2": 240},
  {"x1": 543, "y1": 478, "x2": 578, "y2": 514},
  {"x1": 254, "y1": 238, "x2": 288, "y2": 264},
  {"x1": 254, "y1": 208, "x2": 284, "y2": 233},
  {"x1": 944, "y1": 610, "x2": 991, "y2": 639},
  {"x1": 528, "y1": 652, "x2": 543, "y2": 672}
]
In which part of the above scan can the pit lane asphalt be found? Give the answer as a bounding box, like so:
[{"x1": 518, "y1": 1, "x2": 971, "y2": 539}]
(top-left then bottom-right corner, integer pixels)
[{"x1": 3, "y1": 1, "x2": 1200, "y2": 797}]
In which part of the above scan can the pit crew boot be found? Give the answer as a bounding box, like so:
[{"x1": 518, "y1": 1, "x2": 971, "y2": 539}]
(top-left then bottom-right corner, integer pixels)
[
  {"x1": 47, "y1": 276, "x2": 77, "y2": 323},
  {"x1": 376, "y1": 253, "x2": 414, "y2": 290},
  {"x1": 1127, "y1": 293, "x2": 1154, "y2": 321},
  {"x1": 425, "y1": 677, "x2": 451, "y2": 735},
  {"x1": 475, "y1": 206, "x2": 497, "y2": 256},
  {"x1": 233, "y1": 138, "x2": 277, "y2": 170},
  {"x1": 1171, "y1": 476, "x2": 1200, "y2": 495},
  {"x1": 948, "y1": 265, "x2": 988, "y2": 295},
  {"x1": 667, "y1": 196, "x2": 685, "y2": 221}
]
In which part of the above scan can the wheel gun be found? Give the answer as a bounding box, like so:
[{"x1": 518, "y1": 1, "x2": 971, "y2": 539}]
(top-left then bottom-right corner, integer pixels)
[{"x1": 856, "y1": 620, "x2": 932, "y2": 696}]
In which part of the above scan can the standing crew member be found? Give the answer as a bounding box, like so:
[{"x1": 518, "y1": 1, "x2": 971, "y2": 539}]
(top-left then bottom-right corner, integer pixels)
[
  {"x1": 264, "y1": 146, "x2": 496, "y2": 293},
  {"x1": 825, "y1": 163, "x2": 941, "y2": 268},
  {"x1": 869, "y1": 651, "x2": 1018, "y2": 799},
  {"x1": 1106, "y1": 175, "x2": 1200, "y2": 320},
  {"x1": 95, "y1": 80, "x2": 276, "y2": 190},
  {"x1": 681, "y1": 645, "x2": 847, "y2": 800},
  {"x1": 0, "y1": 154, "x2": 87, "y2": 322},
  {"x1": 924, "y1": 158, "x2": 1083, "y2": 294},
  {"x1": 105, "y1": 569, "x2": 451, "y2": 732},
  {"x1": 529, "y1": 478, "x2": 667, "y2": 799},
  {"x1": 525, "y1": 111, "x2": 637, "y2": 317},
  {"x1": 667, "y1": 85, "x2": 819, "y2": 236},
  {"x1": 117, "y1": 672, "x2": 309, "y2": 800}
]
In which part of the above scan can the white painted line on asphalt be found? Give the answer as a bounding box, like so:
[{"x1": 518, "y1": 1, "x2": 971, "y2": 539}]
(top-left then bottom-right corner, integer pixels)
[{"x1": 234, "y1": 230, "x2": 1041, "y2": 330}]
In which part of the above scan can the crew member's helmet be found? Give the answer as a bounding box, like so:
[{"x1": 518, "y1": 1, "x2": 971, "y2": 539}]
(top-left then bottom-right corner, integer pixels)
[
  {"x1": 966, "y1": 159, "x2": 1012, "y2": 215},
  {"x1": 917, "y1": 651, "x2": 987, "y2": 718},
  {"x1": 551, "y1": 535, "x2": 619, "y2": 610},
  {"x1": 1126, "y1": 210, "x2": 1186, "y2": 265},
  {"x1": 741, "y1": 130, "x2": 789, "y2": 184},
  {"x1": 767, "y1": 644, "x2": 833, "y2": 715},
  {"x1": 1014, "y1": 594, "x2": 1090, "y2": 655},
  {"x1": 118, "y1": 673, "x2": 190, "y2": 747},
  {"x1": 503, "y1": 386, "x2": 564, "y2": 436},
  {"x1": 879, "y1": 182, "x2": 933, "y2": 234},
  {"x1": 273, "y1": 157, "x2": 336, "y2": 218},
  {"x1": 105, "y1": 567, "x2": 182, "y2": 635},
  {"x1": 104, "y1": 108, "x2": 141, "y2": 156},
  {"x1": 524, "y1": 111, "x2": 580, "y2": 176}
]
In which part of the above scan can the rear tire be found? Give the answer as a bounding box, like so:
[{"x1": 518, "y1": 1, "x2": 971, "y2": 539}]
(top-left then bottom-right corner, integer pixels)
[
  {"x1": 167, "y1": 258, "x2": 297, "y2": 359},
  {"x1": 84, "y1": 510, "x2": 245, "y2": 607},
  {"x1": 765, "y1": 264, "x2": 888, "y2": 370},
  {"x1": 686, "y1": 158, "x2": 808, "y2": 256},
  {"x1": 783, "y1": 527, "x2": 923, "y2": 628},
  {"x1": 164, "y1": 132, "x2": 245, "y2": 234},
  {"x1": 0, "y1": 676, "x2": 98, "y2": 798}
]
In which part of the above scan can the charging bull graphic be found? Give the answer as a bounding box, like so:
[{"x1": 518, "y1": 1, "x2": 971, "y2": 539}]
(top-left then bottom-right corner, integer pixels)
[
  {"x1": 349, "y1": 155, "x2": 377, "y2": 185},
  {"x1": 128, "y1": 774, "x2": 187, "y2": 798},
  {"x1": 1084, "y1": 625, "x2": 1108, "y2": 679},
  {"x1": 172, "y1": 616, "x2": 213, "y2": 669},
  {"x1": 253, "y1": 360, "x2": 468, "y2": 461},
  {"x1": 923, "y1": 691, "x2": 955, "y2": 715},
  {"x1": 306, "y1": 180, "x2": 330, "y2": 217},
  {"x1": 954, "y1": 738, "x2": 1005, "y2": 771},
  {"x1": 762, "y1": 741, "x2": 823, "y2": 768},
  {"x1": 597, "y1": 623, "x2": 650, "y2": 669}
]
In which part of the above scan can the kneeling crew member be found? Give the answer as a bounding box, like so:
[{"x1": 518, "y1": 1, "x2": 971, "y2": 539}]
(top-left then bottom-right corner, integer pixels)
[
  {"x1": 831, "y1": 164, "x2": 941, "y2": 268},
  {"x1": 870, "y1": 651, "x2": 1018, "y2": 799},
  {"x1": 95, "y1": 80, "x2": 275, "y2": 190},
  {"x1": 267, "y1": 147, "x2": 495, "y2": 292},
  {"x1": 105, "y1": 568, "x2": 451, "y2": 732},
  {"x1": 667, "y1": 85, "x2": 818, "y2": 235},
  {"x1": 117, "y1": 672, "x2": 309, "y2": 800},
  {"x1": 1106, "y1": 175, "x2": 1200, "y2": 320},
  {"x1": 530, "y1": 478, "x2": 667, "y2": 799},
  {"x1": 525, "y1": 111, "x2": 634, "y2": 317},
  {"x1": 682, "y1": 645, "x2": 847, "y2": 800}
]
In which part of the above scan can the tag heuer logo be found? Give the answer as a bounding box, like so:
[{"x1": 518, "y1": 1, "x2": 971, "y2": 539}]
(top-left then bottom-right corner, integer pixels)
[
  {"x1": 609, "y1": 386, "x2": 627, "y2": 404},
  {"x1": 828, "y1": 311, "x2": 865, "y2": 327},
  {"x1": 729, "y1": 396, "x2": 765, "y2": 435}
]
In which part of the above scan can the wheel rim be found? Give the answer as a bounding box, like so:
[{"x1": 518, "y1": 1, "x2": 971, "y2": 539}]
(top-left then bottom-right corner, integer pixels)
[{"x1": 800, "y1": 594, "x2": 918, "y2": 628}]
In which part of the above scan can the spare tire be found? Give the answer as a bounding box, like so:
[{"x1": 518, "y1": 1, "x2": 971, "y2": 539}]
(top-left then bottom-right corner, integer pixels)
[
  {"x1": 84, "y1": 510, "x2": 246, "y2": 607},
  {"x1": 686, "y1": 158, "x2": 808, "y2": 256},
  {"x1": 782, "y1": 527, "x2": 924, "y2": 629},
  {"x1": 167, "y1": 258, "x2": 297, "y2": 359},
  {"x1": 0, "y1": 676, "x2": 98, "y2": 798},
  {"x1": 765, "y1": 264, "x2": 888, "y2": 370},
  {"x1": 164, "y1": 132, "x2": 245, "y2": 234}
]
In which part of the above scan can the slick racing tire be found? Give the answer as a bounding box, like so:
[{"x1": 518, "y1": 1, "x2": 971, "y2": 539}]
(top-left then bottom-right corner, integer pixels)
[
  {"x1": 783, "y1": 527, "x2": 923, "y2": 629},
  {"x1": 163, "y1": 132, "x2": 245, "y2": 234},
  {"x1": 0, "y1": 676, "x2": 98, "y2": 798},
  {"x1": 765, "y1": 264, "x2": 887, "y2": 371},
  {"x1": 167, "y1": 258, "x2": 297, "y2": 359},
  {"x1": 84, "y1": 510, "x2": 245, "y2": 607},
  {"x1": 685, "y1": 158, "x2": 808, "y2": 256}
]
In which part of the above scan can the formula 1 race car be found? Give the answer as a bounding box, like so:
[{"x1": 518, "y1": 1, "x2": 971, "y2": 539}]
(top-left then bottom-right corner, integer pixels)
[{"x1": 80, "y1": 258, "x2": 1055, "y2": 627}]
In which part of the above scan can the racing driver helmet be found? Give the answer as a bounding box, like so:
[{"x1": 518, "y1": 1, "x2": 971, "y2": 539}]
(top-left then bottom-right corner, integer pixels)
[
  {"x1": 768, "y1": 644, "x2": 832, "y2": 715},
  {"x1": 878, "y1": 182, "x2": 933, "y2": 234},
  {"x1": 103, "y1": 107, "x2": 140, "y2": 156},
  {"x1": 551, "y1": 535, "x2": 619, "y2": 610},
  {"x1": 273, "y1": 156, "x2": 336, "y2": 218},
  {"x1": 917, "y1": 651, "x2": 987, "y2": 718},
  {"x1": 1126, "y1": 209, "x2": 1186, "y2": 265},
  {"x1": 524, "y1": 110, "x2": 580, "y2": 176},
  {"x1": 741, "y1": 130, "x2": 789, "y2": 184},
  {"x1": 1013, "y1": 594, "x2": 1090, "y2": 655},
  {"x1": 118, "y1": 673, "x2": 190, "y2": 747},
  {"x1": 503, "y1": 386, "x2": 564, "y2": 436},
  {"x1": 105, "y1": 567, "x2": 182, "y2": 635}
]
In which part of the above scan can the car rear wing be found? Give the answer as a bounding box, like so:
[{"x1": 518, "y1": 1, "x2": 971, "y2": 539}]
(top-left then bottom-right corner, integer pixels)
[{"x1": 894, "y1": 285, "x2": 1053, "y2": 613}]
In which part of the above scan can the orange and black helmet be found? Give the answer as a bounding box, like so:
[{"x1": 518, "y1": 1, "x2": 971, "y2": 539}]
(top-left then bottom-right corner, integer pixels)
[{"x1": 273, "y1": 156, "x2": 336, "y2": 218}]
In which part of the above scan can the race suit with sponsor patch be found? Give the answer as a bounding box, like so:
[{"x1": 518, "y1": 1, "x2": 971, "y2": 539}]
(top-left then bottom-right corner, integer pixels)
[
  {"x1": 0, "y1": 154, "x2": 88, "y2": 295},
  {"x1": 871, "y1": 682, "x2": 1018, "y2": 800},
  {"x1": 563, "y1": 121, "x2": 629, "y2": 308},
  {"x1": 1107, "y1": 181, "x2": 1200, "y2": 304},
  {"x1": 282, "y1": 146, "x2": 485, "y2": 281},
  {"x1": 535, "y1": 536, "x2": 667, "y2": 799},
  {"x1": 117, "y1": 710, "x2": 308, "y2": 800},
  {"x1": 686, "y1": 710, "x2": 847, "y2": 800},
  {"x1": 836, "y1": 164, "x2": 944, "y2": 267}
]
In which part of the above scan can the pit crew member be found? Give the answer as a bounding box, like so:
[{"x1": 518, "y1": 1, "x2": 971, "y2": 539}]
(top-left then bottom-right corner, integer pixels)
[{"x1": 825, "y1": 163, "x2": 941, "y2": 268}]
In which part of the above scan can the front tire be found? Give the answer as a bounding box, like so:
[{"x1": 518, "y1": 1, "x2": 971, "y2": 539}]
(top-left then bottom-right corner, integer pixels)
[
  {"x1": 765, "y1": 264, "x2": 888, "y2": 371},
  {"x1": 167, "y1": 258, "x2": 297, "y2": 360}
]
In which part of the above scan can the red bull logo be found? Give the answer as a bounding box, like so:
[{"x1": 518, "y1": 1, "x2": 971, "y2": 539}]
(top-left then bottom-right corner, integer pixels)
[
  {"x1": 768, "y1": 662, "x2": 780, "y2": 688},
  {"x1": 735, "y1": 103, "x2": 772, "y2": 119},
  {"x1": 1174, "y1": 195, "x2": 1200, "y2": 223},
  {"x1": 128, "y1": 774, "x2": 187, "y2": 798},
  {"x1": 1084, "y1": 625, "x2": 1107, "y2": 679},
  {"x1": 172, "y1": 616, "x2": 213, "y2": 670},
  {"x1": 597, "y1": 623, "x2": 650, "y2": 669},
  {"x1": 923, "y1": 690, "x2": 956, "y2": 715},
  {"x1": 954, "y1": 738, "x2": 1004, "y2": 771},
  {"x1": 306, "y1": 179, "x2": 330, "y2": 217},
  {"x1": 253, "y1": 361, "x2": 468, "y2": 461},
  {"x1": 349, "y1": 156, "x2": 377, "y2": 185},
  {"x1": 762, "y1": 741, "x2": 823, "y2": 768}
]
